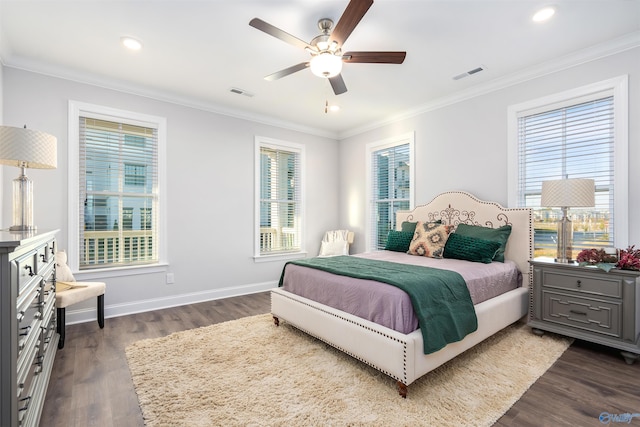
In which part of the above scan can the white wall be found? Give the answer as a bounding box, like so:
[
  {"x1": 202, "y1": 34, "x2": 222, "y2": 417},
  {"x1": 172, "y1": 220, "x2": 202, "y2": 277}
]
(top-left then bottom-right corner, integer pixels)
[
  {"x1": 339, "y1": 47, "x2": 640, "y2": 254},
  {"x1": 2, "y1": 68, "x2": 340, "y2": 321},
  {"x1": 3, "y1": 47, "x2": 638, "y2": 322}
]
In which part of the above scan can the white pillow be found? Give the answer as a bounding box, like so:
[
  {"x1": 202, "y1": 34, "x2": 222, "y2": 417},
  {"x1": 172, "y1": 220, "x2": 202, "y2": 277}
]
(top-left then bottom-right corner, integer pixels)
[{"x1": 318, "y1": 240, "x2": 349, "y2": 257}]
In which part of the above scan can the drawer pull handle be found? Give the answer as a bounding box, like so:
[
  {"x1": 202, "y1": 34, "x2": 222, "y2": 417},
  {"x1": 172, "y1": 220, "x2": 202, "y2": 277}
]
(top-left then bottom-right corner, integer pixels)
[
  {"x1": 18, "y1": 396, "x2": 31, "y2": 412},
  {"x1": 24, "y1": 265, "x2": 34, "y2": 276},
  {"x1": 576, "y1": 280, "x2": 582, "y2": 288},
  {"x1": 569, "y1": 309, "x2": 587, "y2": 315},
  {"x1": 19, "y1": 325, "x2": 31, "y2": 337}
]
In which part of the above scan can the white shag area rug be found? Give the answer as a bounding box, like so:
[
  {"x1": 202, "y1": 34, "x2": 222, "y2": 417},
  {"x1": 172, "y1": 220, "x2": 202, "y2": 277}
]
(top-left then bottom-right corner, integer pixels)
[{"x1": 125, "y1": 313, "x2": 571, "y2": 426}]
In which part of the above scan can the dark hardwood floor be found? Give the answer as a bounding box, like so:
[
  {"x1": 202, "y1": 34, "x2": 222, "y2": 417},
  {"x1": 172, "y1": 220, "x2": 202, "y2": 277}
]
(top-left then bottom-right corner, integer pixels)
[{"x1": 40, "y1": 292, "x2": 640, "y2": 426}]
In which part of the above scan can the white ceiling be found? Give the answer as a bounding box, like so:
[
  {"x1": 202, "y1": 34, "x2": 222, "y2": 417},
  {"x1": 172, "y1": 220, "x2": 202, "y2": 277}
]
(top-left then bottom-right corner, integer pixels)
[{"x1": 1, "y1": 0, "x2": 639, "y2": 138}]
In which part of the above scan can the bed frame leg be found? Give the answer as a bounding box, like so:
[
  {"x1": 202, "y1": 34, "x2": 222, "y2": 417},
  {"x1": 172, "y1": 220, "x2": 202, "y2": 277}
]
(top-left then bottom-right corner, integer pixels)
[
  {"x1": 273, "y1": 316, "x2": 280, "y2": 326},
  {"x1": 397, "y1": 381, "x2": 408, "y2": 398}
]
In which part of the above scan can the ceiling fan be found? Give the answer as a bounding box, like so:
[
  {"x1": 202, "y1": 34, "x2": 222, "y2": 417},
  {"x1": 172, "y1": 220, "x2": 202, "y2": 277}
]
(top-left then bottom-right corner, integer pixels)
[{"x1": 249, "y1": 0, "x2": 406, "y2": 95}]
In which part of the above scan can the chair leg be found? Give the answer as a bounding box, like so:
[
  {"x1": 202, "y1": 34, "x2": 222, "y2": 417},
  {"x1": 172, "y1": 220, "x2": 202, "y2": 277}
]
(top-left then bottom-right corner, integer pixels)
[
  {"x1": 57, "y1": 307, "x2": 65, "y2": 349},
  {"x1": 97, "y1": 294, "x2": 105, "y2": 329}
]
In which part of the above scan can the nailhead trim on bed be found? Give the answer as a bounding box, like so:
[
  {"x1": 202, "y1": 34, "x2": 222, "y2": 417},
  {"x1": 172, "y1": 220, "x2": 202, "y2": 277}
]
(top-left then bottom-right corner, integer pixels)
[{"x1": 272, "y1": 291, "x2": 409, "y2": 385}]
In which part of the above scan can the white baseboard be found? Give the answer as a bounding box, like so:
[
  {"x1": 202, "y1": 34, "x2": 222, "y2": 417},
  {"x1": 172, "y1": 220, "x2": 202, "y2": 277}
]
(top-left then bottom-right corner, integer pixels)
[{"x1": 63, "y1": 280, "x2": 278, "y2": 325}]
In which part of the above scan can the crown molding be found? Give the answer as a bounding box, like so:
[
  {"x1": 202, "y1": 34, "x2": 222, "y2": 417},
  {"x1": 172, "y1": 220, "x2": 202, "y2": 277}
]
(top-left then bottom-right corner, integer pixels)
[
  {"x1": 2, "y1": 31, "x2": 638, "y2": 142},
  {"x1": 338, "y1": 31, "x2": 640, "y2": 140},
  {"x1": 0, "y1": 59, "x2": 339, "y2": 140}
]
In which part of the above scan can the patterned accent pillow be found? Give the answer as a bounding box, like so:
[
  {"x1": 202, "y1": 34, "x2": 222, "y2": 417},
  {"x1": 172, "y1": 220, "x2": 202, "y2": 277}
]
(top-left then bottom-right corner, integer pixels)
[
  {"x1": 385, "y1": 230, "x2": 414, "y2": 252},
  {"x1": 443, "y1": 233, "x2": 502, "y2": 264},
  {"x1": 407, "y1": 222, "x2": 452, "y2": 258},
  {"x1": 401, "y1": 219, "x2": 441, "y2": 233}
]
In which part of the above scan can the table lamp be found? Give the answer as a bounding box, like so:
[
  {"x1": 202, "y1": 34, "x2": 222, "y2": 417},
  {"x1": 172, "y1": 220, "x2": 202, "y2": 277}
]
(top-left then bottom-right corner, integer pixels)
[
  {"x1": 0, "y1": 125, "x2": 57, "y2": 232},
  {"x1": 541, "y1": 178, "x2": 595, "y2": 263}
]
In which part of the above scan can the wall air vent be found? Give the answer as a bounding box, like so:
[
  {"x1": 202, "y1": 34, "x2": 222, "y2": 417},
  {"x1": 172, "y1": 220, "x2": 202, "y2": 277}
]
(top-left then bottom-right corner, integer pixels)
[
  {"x1": 452, "y1": 65, "x2": 485, "y2": 81},
  {"x1": 230, "y1": 87, "x2": 254, "y2": 97}
]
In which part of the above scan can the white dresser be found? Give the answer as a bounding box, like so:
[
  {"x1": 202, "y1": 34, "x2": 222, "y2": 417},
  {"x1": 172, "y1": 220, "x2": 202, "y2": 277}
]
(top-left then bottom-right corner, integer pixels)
[{"x1": 0, "y1": 230, "x2": 58, "y2": 427}]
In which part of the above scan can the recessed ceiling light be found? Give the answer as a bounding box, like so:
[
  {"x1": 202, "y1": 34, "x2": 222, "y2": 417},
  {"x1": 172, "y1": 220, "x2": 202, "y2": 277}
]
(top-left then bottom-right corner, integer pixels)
[
  {"x1": 121, "y1": 36, "x2": 142, "y2": 50},
  {"x1": 532, "y1": 7, "x2": 555, "y2": 22},
  {"x1": 324, "y1": 101, "x2": 340, "y2": 113}
]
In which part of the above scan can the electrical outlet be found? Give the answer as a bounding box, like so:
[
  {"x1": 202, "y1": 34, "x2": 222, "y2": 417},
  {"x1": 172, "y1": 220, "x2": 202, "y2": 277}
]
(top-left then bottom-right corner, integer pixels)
[{"x1": 166, "y1": 273, "x2": 175, "y2": 284}]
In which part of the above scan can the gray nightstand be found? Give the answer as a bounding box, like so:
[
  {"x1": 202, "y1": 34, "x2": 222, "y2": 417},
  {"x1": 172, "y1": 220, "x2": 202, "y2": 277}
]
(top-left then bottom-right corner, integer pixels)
[{"x1": 529, "y1": 258, "x2": 640, "y2": 364}]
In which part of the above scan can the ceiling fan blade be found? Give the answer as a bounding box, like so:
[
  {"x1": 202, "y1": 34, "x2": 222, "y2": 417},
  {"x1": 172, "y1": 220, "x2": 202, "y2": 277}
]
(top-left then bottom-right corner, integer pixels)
[
  {"x1": 342, "y1": 51, "x2": 406, "y2": 64},
  {"x1": 249, "y1": 18, "x2": 315, "y2": 51},
  {"x1": 264, "y1": 62, "x2": 310, "y2": 81},
  {"x1": 329, "y1": 0, "x2": 373, "y2": 46},
  {"x1": 329, "y1": 74, "x2": 348, "y2": 95}
]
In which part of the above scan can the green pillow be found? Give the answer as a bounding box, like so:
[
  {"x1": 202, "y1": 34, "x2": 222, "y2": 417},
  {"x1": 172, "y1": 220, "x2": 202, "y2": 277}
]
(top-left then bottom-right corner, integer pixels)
[
  {"x1": 400, "y1": 221, "x2": 418, "y2": 233},
  {"x1": 443, "y1": 233, "x2": 501, "y2": 264},
  {"x1": 454, "y1": 223, "x2": 512, "y2": 262},
  {"x1": 385, "y1": 230, "x2": 414, "y2": 252}
]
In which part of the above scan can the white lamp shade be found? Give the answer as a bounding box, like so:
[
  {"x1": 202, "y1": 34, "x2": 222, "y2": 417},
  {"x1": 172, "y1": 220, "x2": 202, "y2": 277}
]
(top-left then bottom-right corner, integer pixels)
[
  {"x1": 541, "y1": 178, "x2": 595, "y2": 208},
  {"x1": 310, "y1": 53, "x2": 343, "y2": 78},
  {"x1": 0, "y1": 126, "x2": 57, "y2": 169}
]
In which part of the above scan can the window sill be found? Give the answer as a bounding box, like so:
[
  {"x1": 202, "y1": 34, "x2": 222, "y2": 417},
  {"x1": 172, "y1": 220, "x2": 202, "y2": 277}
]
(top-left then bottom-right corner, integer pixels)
[
  {"x1": 253, "y1": 252, "x2": 308, "y2": 263},
  {"x1": 74, "y1": 262, "x2": 169, "y2": 281}
]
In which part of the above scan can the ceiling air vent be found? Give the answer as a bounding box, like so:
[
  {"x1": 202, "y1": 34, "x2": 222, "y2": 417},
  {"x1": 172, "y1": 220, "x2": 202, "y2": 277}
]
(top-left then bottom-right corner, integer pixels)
[
  {"x1": 452, "y1": 65, "x2": 485, "y2": 81},
  {"x1": 230, "y1": 87, "x2": 254, "y2": 97}
]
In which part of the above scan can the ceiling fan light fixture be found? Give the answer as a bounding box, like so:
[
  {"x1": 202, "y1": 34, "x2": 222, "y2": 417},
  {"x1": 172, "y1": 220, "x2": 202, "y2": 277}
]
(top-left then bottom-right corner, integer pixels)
[{"x1": 310, "y1": 53, "x2": 343, "y2": 78}]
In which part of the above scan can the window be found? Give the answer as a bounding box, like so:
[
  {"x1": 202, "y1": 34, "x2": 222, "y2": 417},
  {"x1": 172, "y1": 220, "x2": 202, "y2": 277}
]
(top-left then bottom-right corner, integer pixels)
[
  {"x1": 367, "y1": 133, "x2": 415, "y2": 251},
  {"x1": 68, "y1": 101, "x2": 167, "y2": 272},
  {"x1": 124, "y1": 163, "x2": 147, "y2": 186},
  {"x1": 508, "y1": 76, "x2": 628, "y2": 258},
  {"x1": 255, "y1": 136, "x2": 304, "y2": 258}
]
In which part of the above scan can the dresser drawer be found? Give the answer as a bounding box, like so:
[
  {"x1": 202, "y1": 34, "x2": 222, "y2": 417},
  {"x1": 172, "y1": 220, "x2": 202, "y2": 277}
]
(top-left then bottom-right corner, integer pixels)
[
  {"x1": 36, "y1": 240, "x2": 55, "y2": 273},
  {"x1": 17, "y1": 336, "x2": 39, "y2": 400},
  {"x1": 541, "y1": 270, "x2": 622, "y2": 298},
  {"x1": 542, "y1": 290, "x2": 621, "y2": 338},
  {"x1": 13, "y1": 252, "x2": 39, "y2": 295}
]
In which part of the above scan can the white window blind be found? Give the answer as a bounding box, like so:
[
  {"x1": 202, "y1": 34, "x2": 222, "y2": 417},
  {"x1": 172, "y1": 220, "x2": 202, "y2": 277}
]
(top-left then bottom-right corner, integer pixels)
[
  {"x1": 79, "y1": 117, "x2": 159, "y2": 268},
  {"x1": 370, "y1": 142, "x2": 411, "y2": 250},
  {"x1": 258, "y1": 140, "x2": 302, "y2": 255},
  {"x1": 517, "y1": 93, "x2": 614, "y2": 257}
]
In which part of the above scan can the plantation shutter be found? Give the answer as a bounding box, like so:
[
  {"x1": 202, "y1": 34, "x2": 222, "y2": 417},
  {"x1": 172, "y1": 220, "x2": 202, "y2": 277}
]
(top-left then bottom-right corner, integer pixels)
[
  {"x1": 370, "y1": 143, "x2": 411, "y2": 250},
  {"x1": 517, "y1": 91, "x2": 614, "y2": 254},
  {"x1": 259, "y1": 144, "x2": 302, "y2": 254},
  {"x1": 79, "y1": 117, "x2": 159, "y2": 268}
]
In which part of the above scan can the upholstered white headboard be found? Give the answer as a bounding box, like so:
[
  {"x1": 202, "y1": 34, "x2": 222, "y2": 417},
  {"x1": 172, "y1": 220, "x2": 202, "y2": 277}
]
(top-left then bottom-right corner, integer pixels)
[{"x1": 396, "y1": 191, "x2": 533, "y2": 287}]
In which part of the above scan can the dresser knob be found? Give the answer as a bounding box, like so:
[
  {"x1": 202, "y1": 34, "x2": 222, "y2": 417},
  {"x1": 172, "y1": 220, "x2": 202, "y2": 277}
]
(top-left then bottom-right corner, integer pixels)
[{"x1": 576, "y1": 280, "x2": 582, "y2": 287}]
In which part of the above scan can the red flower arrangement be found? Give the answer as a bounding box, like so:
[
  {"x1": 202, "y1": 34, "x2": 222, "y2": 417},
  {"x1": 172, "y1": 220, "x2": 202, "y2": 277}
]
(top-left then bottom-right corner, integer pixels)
[
  {"x1": 576, "y1": 248, "x2": 617, "y2": 272},
  {"x1": 616, "y1": 245, "x2": 640, "y2": 271},
  {"x1": 576, "y1": 248, "x2": 616, "y2": 264},
  {"x1": 575, "y1": 246, "x2": 640, "y2": 272}
]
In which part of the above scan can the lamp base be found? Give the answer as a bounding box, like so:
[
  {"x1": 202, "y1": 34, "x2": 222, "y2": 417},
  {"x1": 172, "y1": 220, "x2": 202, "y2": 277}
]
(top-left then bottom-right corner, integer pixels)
[
  {"x1": 555, "y1": 208, "x2": 573, "y2": 263},
  {"x1": 10, "y1": 168, "x2": 36, "y2": 232}
]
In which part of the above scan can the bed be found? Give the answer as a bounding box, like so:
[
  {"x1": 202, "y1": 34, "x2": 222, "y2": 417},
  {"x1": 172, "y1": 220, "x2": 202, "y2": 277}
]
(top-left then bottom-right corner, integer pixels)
[{"x1": 271, "y1": 191, "x2": 533, "y2": 397}]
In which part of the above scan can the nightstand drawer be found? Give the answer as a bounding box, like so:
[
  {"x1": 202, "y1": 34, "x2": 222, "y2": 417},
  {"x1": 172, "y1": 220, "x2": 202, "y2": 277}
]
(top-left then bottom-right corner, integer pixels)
[
  {"x1": 542, "y1": 290, "x2": 621, "y2": 338},
  {"x1": 541, "y1": 270, "x2": 622, "y2": 298}
]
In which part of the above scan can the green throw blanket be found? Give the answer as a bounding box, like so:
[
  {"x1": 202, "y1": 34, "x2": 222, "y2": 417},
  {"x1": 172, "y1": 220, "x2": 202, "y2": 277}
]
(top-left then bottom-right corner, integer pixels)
[{"x1": 279, "y1": 256, "x2": 478, "y2": 354}]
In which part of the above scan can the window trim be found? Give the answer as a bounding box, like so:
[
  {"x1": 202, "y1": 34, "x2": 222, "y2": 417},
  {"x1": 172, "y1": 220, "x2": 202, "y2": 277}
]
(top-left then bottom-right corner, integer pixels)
[
  {"x1": 68, "y1": 100, "x2": 168, "y2": 275},
  {"x1": 507, "y1": 75, "x2": 629, "y2": 248},
  {"x1": 253, "y1": 136, "x2": 306, "y2": 262},
  {"x1": 365, "y1": 132, "x2": 415, "y2": 252}
]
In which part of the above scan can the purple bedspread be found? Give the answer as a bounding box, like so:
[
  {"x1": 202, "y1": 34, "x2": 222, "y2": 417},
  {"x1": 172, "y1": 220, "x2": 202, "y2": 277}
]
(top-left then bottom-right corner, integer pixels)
[{"x1": 280, "y1": 251, "x2": 521, "y2": 334}]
